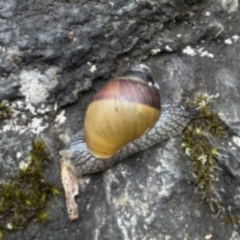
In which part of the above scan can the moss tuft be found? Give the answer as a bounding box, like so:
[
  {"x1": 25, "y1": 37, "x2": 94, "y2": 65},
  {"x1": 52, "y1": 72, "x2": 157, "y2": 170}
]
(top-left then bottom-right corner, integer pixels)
[
  {"x1": 0, "y1": 139, "x2": 61, "y2": 238},
  {"x1": 223, "y1": 213, "x2": 240, "y2": 225},
  {"x1": 183, "y1": 92, "x2": 237, "y2": 223},
  {"x1": 0, "y1": 102, "x2": 13, "y2": 119},
  {"x1": 36, "y1": 211, "x2": 50, "y2": 223}
]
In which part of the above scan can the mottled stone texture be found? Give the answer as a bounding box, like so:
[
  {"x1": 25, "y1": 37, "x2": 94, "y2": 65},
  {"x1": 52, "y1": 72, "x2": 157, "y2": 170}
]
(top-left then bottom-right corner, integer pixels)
[{"x1": 0, "y1": 0, "x2": 240, "y2": 239}]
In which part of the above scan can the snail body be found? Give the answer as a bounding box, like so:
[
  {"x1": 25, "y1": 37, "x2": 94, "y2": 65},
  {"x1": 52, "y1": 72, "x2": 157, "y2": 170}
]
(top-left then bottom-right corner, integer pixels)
[
  {"x1": 84, "y1": 64, "x2": 161, "y2": 159},
  {"x1": 62, "y1": 101, "x2": 196, "y2": 176}
]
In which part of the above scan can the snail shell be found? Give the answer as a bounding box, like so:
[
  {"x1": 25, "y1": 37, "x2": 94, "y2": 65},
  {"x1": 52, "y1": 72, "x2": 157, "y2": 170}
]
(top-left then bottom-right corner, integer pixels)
[{"x1": 84, "y1": 64, "x2": 161, "y2": 159}]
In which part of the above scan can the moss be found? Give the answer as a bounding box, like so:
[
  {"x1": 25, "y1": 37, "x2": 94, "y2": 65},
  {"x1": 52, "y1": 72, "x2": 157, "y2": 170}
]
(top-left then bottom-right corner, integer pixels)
[
  {"x1": 0, "y1": 101, "x2": 13, "y2": 119},
  {"x1": 0, "y1": 139, "x2": 61, "y2": 238},
  {"x1": 183, "y1": 92, "x2": 237, "y2": 224},
  {"x1": 223, "y1": 214, "x2": 240, "y2": 225}
]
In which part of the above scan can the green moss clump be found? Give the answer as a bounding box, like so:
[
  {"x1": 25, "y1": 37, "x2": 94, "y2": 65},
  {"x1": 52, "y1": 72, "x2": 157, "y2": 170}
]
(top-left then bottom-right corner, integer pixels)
[
  {"x1": 0, "y1": 102, "x2": 13, "y2": 119},
  {"x1": 182, "y1": 93, "x2": 237, "y2": 223},
  {"x1": 0, "y1": 139, "x2": 61, "y2": 238}
]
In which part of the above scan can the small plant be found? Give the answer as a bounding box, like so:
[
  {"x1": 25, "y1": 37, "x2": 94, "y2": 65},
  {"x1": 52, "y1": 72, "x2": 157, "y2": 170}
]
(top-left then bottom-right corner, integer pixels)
[
  {"x1": 0, "y1": 102, "x2": 13, "y2": 119},
  {"x1": 0, "y1": 139, "x2": 61, "y2": 238},
  {"x1": 183, "y1": 92, "x2": 238, "y2": 223}
]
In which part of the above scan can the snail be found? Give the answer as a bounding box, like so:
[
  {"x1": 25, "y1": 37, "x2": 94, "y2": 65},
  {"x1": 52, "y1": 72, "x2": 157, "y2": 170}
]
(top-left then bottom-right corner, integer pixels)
[{"x1": 59, "y1": 64, "x2": 197, "y2": 220}]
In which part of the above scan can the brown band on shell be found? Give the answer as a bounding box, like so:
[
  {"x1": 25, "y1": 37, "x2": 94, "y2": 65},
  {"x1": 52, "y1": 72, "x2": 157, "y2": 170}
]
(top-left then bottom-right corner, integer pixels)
[{"x1": 93, "y1": 78, "x2": 161, "y2": 110}]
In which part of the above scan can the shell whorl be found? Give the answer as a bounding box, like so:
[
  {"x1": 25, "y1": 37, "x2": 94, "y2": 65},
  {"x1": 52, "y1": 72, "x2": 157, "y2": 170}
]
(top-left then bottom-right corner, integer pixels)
[{"x1": 60, "y1": 101, "x2": 197, "y2": 176}]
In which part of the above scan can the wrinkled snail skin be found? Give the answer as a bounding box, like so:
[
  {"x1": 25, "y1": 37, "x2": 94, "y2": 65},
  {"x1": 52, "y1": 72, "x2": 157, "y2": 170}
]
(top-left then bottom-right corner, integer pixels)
[{"x1": 60, "y1": 102, "x2": 197, "y2": 177}]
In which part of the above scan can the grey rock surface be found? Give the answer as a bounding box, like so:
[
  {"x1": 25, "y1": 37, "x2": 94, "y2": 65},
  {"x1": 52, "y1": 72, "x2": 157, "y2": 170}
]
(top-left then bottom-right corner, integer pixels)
[{"x1": 0, "y1": 0, "x2": 240, "y2": 239}]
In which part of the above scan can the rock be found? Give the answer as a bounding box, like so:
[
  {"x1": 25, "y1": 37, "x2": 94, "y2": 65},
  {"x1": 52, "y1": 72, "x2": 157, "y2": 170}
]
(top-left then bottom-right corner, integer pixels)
[{"x1": 0, "y1": 0, "x2": 240, "y2": 239}]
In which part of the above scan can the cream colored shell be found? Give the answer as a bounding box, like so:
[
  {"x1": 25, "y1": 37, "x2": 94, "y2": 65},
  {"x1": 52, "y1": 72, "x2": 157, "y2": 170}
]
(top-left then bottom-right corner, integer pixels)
[{"x1": 84, "y1": 98, "x2": 160, "y2": 158}]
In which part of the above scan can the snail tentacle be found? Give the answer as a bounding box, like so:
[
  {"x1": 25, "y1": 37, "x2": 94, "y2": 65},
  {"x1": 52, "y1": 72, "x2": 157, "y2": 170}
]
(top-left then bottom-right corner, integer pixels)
[{"x1": 60, "y1": 101, "x2": 197, "y2": 177}]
